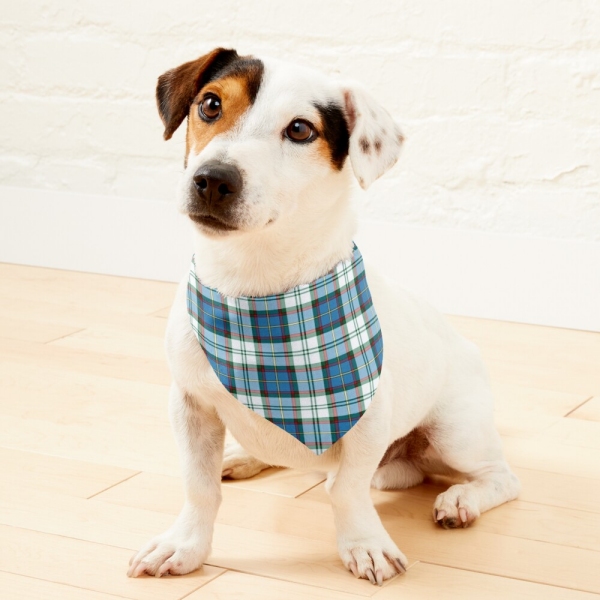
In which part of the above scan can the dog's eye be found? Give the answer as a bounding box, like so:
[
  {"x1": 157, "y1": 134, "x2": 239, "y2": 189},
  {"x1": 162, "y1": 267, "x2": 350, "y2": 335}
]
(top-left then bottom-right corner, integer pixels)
[
  {"x1": 199, "y1": 94, "x2": 222, "y2": 121},
  {"x1": 284, "y1": 119, "x2": 315, "y2": 143}
]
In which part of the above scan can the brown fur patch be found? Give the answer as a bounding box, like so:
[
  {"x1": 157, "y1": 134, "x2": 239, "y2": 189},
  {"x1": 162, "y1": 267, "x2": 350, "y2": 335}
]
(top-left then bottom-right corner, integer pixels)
[
  {"x1": 157, "y1": 48, "x2": 239, "y2": 141},
  {"x1": 313, "y1": 102, "x2": 350, "y2": 170},
  {"x1": 187, "y1": 75, "x2": 255, "y2": 155},
  {"x1": 359, "y1": 136, "x2": 371, "y2": 154},
  {"x1": 374, "y1": 139, "x2": 382, "y2": 154},
  {"x1": 378, "y1": 428, "x2": 430, "y2": 468}
]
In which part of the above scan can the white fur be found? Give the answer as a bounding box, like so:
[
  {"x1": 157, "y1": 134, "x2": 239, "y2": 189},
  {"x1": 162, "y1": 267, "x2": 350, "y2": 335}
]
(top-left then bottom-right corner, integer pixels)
[{"x1": 128, "y1": 54, "x2": 520, "y2": 584}]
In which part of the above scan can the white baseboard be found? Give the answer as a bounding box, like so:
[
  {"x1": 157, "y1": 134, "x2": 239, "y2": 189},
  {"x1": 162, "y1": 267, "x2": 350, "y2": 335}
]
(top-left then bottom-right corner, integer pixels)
[{"x1": 1, "y1": 185, "x2": 599, "y2": 332}]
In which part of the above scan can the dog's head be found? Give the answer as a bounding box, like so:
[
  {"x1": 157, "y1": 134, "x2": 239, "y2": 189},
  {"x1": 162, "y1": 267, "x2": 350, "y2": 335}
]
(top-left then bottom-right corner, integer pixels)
[{"x1": 157, "y1": 48, "x2": 404, "y2": 236}]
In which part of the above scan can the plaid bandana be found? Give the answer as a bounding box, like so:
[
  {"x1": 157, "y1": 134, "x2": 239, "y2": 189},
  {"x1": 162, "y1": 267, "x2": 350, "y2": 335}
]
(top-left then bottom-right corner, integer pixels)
[{"x1": 187, "y1": 245, "x2": 383, "y2": 454}]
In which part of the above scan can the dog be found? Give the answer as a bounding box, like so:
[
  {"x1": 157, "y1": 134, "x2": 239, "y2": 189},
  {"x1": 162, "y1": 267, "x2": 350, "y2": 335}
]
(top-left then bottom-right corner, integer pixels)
[{"x1": 127, "y1": 47, "x2": 520, "y2": 585}]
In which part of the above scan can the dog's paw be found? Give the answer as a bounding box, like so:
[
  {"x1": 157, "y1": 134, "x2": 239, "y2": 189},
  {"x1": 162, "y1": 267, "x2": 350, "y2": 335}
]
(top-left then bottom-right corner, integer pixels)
[
  {"x1": 338, "y1": 537, "x2": 407, "y2": 585},
  {"x1": 433, "y1": 483, "x2": 480, "y2": 529},
  {"x1": 127, "y1": 529, "x2": 210, "y2": 578},
  {"x1": 222, "y1": 442, "x2": 269, "y2": 480}
]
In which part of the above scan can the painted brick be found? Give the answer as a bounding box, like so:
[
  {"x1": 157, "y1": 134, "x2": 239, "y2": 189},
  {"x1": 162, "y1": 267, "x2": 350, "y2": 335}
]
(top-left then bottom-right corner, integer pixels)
[{"x1": 1, "y1": 0, "x2": 599, "y2": 242}]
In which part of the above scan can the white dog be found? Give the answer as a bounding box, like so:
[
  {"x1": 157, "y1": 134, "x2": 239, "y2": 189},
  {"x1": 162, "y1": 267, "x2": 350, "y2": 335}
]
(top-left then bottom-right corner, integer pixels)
[{"x1": 128, "y1": 48, "x2": 520, "y2": 585}]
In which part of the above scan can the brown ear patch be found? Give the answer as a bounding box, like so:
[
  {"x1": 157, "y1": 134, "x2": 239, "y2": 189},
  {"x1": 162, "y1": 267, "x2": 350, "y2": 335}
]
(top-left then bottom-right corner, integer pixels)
[
  {"x1": 156, "y1": 49, "x2": 264, "y2": 146},
  {"x1": 156, "y1": 48, "x2": 239, "y2": 140}
]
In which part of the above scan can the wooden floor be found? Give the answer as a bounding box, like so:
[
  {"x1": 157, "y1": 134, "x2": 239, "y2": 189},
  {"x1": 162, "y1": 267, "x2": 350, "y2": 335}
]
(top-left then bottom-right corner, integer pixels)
[{"x1": 1, "y1": 262, "x2": 599, "y2": 600}]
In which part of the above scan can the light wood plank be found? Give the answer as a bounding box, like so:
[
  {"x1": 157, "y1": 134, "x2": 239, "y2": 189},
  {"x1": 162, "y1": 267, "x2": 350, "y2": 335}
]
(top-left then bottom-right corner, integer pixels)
[
  {"x1": 374, "y1": 562, "x2": 600, "y2": 600},
  {"x1": 191, "y1": 570, "x2": 367, "y2": 600},
  {"x1": 98, "y1": 469, "x2": 323, "y2": 514},
  {"x1": 0, "y1": 316, "x2": 81, "y2": 343},
  {"x1": 0, "y1": 361, "x2": 177, "y2": 474},
  {"x1": 388, "y1": 513, "x2": 600, "y2": 592},
  {"x1": 538, "y1": 418, "x2": 600, "y2": 450},
  {"x1": 96, "y1": 472, "x2": 336, "y2": 542},
  {"x1": 222, "y1": 466, "x2": 325, "y2": 498},
  {"x1": 0, "y1": 263, "x2": 177, "y2": 316},
  {"x1": 492, "y1": 383, "x2": 588, "y2": 438},
  {"x1": 0, "y1": 337, "x2": 170, "y2": 385},
  {"x1": 0, "y1": 414, "x2": 180, "y2": 476},
  {"x1": 51, "y1": 323, "x2": 167, "y2": 361},
  {"x1": 0, "y1": 296, "x2": 170, "y2": 341},
  {"x1": 568, "y1": 396, "x2": 600, "y2": 422},
  {"x1": 447, "y1": 315, "x2": 600, "y2": 360},
  {"x1": 0, "y1": 525, "x2": 223, "y2": 600},
  {"x1": 448, "y1": 315, "x2": 600, "y2": 396},
  {"x1": 0, "y1": 361, "x2": 169, "y2": 423},
  {"x1": 514, "y1": 467, "x2": 600, "y2": 514},
  {"x1": 475, "y1": 499, "x2": 600, "y2": 551},
  {"x1": 502, "y1": 437, "x2": 600, "y2": 479},
  {"x1": 0, "y1": 572, "x2": 125, "y2": 600},
  {"x1": 0, "y1": 447, "x2": 137, "y2": 499},
  {"x1": 209, "y1": 524, "x2": 384, "y2": 596}
]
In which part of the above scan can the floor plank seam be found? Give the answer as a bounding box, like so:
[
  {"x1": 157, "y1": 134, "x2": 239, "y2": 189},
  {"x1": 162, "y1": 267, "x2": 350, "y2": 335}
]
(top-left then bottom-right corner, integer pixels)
[
  {"x1": 418, "y1": 559, "x2": 600, "y2": 594},
  {"x1": 43, "y1": 327, "x2": 87, "y2": 344},
  {"x1": 87, "y1": 471, "x2": 143, "y2": 500},
  {"x1": 501, "y1": 498, "x2": 600, "y2": 516},
  {"x1": 563, "y1": 396, "x2": 595, "y2": 418},
  {"x1": 178, "y1": 569, "x2": 230, "y2": 599},
  {"x1": 514, "y1": 465, "x2": 600, "y2": 482},
  {"x1": 2, "y1": 523, "x2": 139, "y2": 552},
  {"x1": 293, "y1": 476, "x2": 327, "y2": 499},
  {"x1": 201, "y1": 563, "x2": 376, "y2": 597},
  {"x1": 0, "y1": 568, "x2": 134, "y2": 600}
]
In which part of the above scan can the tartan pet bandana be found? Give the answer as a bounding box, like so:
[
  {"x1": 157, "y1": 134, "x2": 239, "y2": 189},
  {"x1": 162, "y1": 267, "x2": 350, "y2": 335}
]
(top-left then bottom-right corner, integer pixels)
[{"x1": 187, "y1": 245, "x2": 383, "y2": 455}]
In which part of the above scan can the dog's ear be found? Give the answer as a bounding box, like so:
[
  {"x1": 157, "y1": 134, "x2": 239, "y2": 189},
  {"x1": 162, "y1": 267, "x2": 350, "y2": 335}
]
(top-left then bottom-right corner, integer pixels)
[
  {"x1": 156, "y1": 48, "x2": 239, "y2": 140},
  {"x1": 341, "y1": 82, "x2": 404, "y2": 189}
]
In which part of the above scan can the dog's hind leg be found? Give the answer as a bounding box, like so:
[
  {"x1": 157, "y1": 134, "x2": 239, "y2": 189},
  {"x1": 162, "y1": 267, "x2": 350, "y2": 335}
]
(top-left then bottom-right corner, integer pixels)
[
  {"x1": 429, "y1": 389, "x2": 520, "y2": 528},
  {"x1": 370, "y1": 428, "x2": 429, "y2": 490},
  {"x1": 221, "y1": 440, "x2": 270, "y2": 479},
  {"x1": 371, "y1": 459, "x2": 424, "y2": 490}
]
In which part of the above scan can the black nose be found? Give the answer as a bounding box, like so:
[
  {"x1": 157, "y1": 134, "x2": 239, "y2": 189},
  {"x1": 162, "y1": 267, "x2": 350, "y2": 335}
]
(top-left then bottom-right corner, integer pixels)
[{"x1": 193, "y1": 161, "x2": 242, "y2": 206}]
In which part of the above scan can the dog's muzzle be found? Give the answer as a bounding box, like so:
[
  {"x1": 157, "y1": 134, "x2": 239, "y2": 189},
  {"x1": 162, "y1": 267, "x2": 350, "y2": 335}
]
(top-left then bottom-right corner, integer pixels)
[{"x1": 189, "y1": 160, "x2": 243, "y2": 231}]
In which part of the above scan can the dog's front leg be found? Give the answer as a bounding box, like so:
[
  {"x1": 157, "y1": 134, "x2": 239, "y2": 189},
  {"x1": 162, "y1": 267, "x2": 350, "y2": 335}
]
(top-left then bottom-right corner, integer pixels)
[
  {"x1": 128, "y1": 382, "x2": 224, "y2": 577},
  {"x1": 327, "y1": 412, "x2": 408, "y2": 585}
]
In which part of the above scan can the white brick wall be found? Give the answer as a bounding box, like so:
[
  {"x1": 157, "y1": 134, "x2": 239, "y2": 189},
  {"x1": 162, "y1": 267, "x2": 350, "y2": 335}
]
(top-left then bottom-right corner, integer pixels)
[{"x1": 1, "y1": 0, "x2": 599, "y2": 242}]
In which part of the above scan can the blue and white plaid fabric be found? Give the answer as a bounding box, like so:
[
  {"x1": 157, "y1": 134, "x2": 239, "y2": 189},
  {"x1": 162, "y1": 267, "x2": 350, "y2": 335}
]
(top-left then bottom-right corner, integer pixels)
[{"x1": 187, "y1": 244, "x2": 383, "y2": 454}]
